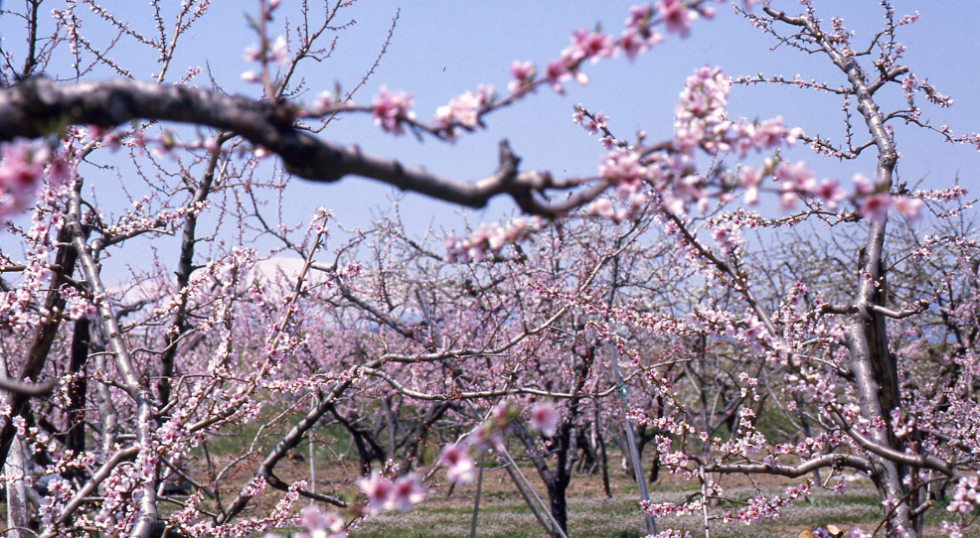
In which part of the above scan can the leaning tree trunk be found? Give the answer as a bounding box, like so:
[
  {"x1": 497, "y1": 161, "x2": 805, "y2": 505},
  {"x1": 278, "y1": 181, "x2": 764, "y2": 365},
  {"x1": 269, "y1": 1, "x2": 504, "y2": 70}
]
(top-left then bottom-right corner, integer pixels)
[
  {"x1": 771, "y1": 7, "x2": 917, "y2": 534},
  {"x1": 511, "y1": 421, "x2": 572, "y2": 538},
  {"x1": 840, "y1": 73, "x2": 914, "y2": 538},
  {"x1": 844, "y1": 62, "x2": 915, "y2": 538}
]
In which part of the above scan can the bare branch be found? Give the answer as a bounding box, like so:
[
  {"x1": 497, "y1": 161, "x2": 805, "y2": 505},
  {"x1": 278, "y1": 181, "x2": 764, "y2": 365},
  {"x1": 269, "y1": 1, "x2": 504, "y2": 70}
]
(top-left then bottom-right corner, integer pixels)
[{"x1": 704, "y1": 453, "x2": 874, "y2": 478}]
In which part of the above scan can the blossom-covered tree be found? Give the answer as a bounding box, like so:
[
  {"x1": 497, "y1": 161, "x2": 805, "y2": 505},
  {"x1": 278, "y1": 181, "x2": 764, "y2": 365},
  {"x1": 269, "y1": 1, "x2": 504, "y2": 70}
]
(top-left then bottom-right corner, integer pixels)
[{"x1": 0, "y1": 1, "x2": 979, "y2": 538}]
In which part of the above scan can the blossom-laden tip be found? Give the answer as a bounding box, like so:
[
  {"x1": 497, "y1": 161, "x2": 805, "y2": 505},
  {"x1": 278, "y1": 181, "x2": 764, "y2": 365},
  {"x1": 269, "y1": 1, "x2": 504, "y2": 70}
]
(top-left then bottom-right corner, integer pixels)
[{"x1": 372, "y1": 86, "x2": 415, "y2": 135}]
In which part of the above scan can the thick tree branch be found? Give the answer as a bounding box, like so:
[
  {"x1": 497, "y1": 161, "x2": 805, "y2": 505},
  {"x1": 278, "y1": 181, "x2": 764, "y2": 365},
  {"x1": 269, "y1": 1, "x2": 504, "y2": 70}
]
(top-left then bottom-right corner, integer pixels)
[
  {"x1": 0, "y1": 377, "x2": 56, "y2": 397},
  {"x1": 217, "y1": 380, "x2": 352, "y2": 524},
  {"x1": 0, "y1": 78, "x2": 586, "y2": 216}
]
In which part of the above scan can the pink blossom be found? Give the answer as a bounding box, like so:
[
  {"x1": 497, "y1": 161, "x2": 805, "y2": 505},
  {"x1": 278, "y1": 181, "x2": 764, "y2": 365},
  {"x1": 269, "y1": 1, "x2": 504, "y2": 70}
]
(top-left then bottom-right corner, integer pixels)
[
  {"x1": 0, "y1": 139, "x2": 49, "y2": 218},
  {"x1": 619, "y1": 30, "x2": 643, "y2": 63},
  {"x1": 626, "y1": 4, "x2": 654, "y2": 30},
  {"x1": 897, "y1": 11, "x2": 920, "y2": 26},
  {"x1": 893, "y1": 195, "x2": 924, "y2": 222},
  {"x1": 814, "y1": 179, "x2": 848, "y2": 208},
  {"x1": 530, "y1": 403, "x2": 559, "y2": 437},
  {"x1": 297, "y1": 505, "x2": 346, "y2": 538},
  {"x1": 779, "y1": 191, "x2": 799, "y2": 212},
  {"x1": 243, "y1": 44, "x2": 262, "y2": 62},
  {"x1": 859, "y1": 193, "x2": 893, "y2": 223},
  {"x1": 948, "y1": 476, "x2": 980, "y2": 514},
  {"x1": 626, "y1": 191, "x2": 648, "y2": 209},
  {"x1": 564, "y1": 29, "x2": 616, "y2": 65},
  {"x1": 584, "y1": 112, "x2": 608, "y2": 135},
  {"x1": 748, "y1": 118, "x2": 797, "y2": 153},
  {"x1": 588, "y1": 197, "x2": 617, "y2": 219},
  {"x1": 656, "y1": 0, "x2": 696, "y2": 38},
  {"x1": 438, "y1": 443, "x2": 476, "y2": 484},
  {"x1": 674, "y1": 66, "x2": 731, "y2": 153},
  {"x1": 774, "y1": 161, "x2": 816, "y2": 192},
  {"x1": 356, "y1": 471, "x2": 394, "y2": 514},
  {"x1": 470, "y1": 422, "x2": 505, "y2": 452},
  {"x1": 743, "y1": 316, "x2": 769, "y2": 348},
  {"x1": 435, "y1": 86, "x2": 493, "y2": 130},
  {"x1": 902, "y1": 73, "x2": 918, "y2": 100},
  {"x1": 388, "y1": 473, "x2": 426, "y2": 513},
  {"x1": 269, "y1": 36, "x2": 289, "y2": 66},
  {"x1": 312, "y1": 91, "x2": 334, "y2": 114},
  {"x1": 544, "y1": 60, "x2": 571, "y2": 93},
  {"x1": 600, "y1": 149, "x2": 647, "y2": 186},
  {"x1": 711, "y1": 224, "x2": 740, "y2": 254},
  {"x1": 508, "y1": 60, "x2": 534, "y2": 93},
  {"x1": 241, "y1": 70, "x2": 261, "y2": 83},
  {"x1": 300, "y1": 505, "x2": 328, "y2": 530},
  {"x1": 491, "y1": 400, "x2": 512, "y2": 422},
  {"x1": 852, "y1": 173, "x2": 875, "y2": 194},
  {"x1": 739, "y1": 165, "x2": 763, "y2": 205},
  {"x1": 322, "y1": 513, "x2": 347, "y2": 538},
  {"x1": 940, "y1": 523, "x2": 963, "y2": 538},
  {"x1": 372, "y1": 86, "x2": 415, "y2": 135}
]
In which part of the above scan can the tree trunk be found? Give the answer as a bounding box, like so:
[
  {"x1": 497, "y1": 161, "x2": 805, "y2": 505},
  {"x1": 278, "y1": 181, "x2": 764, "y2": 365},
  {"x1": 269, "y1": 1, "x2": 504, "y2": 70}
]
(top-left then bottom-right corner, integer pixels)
[
  {"x1": 547, "y1": 481, "x2": 568, "y2": 538},
  {"x1": 848, "y1": 220, "x2": 913, "y2": 536},
  {"x1": 67, "y1": 318, "x2": 90, "y2": 459},
  {"x1": 5, "y1": 435, "x2": 32, "y2": 538}
]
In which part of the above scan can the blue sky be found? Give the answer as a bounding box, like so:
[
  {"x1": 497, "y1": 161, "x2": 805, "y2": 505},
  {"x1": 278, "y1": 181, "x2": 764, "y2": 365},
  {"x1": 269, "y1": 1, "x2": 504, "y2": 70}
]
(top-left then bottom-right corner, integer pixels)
[
  {"x1": 3, "y1": 1, "x2": 979, "y2": 273},
  {"x1": 186, "y1": 1, "x2": 979, "y2": 231},
  {"x1": 276, "y1": 0, "x2": 979, "y2": 235}
]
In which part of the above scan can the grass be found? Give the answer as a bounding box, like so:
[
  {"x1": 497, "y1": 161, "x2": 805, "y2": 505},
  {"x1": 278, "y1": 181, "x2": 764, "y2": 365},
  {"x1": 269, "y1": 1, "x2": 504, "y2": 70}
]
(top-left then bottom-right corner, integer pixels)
[
  {"x1": 351, "y1": 494, "x2": 645, "y2": 538},
  {"x1": 171, "y1": 400, "x2": 967, "y2": 537},
  {"x1": 350, "y1": 490, "x2": 877, "y2": 538},
  {"x1": 347, "y1": 467, "x2": 974, "y2": 538},
  {"x1": 3, "y1": 418, "x2": 975, "y2": 538}
]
